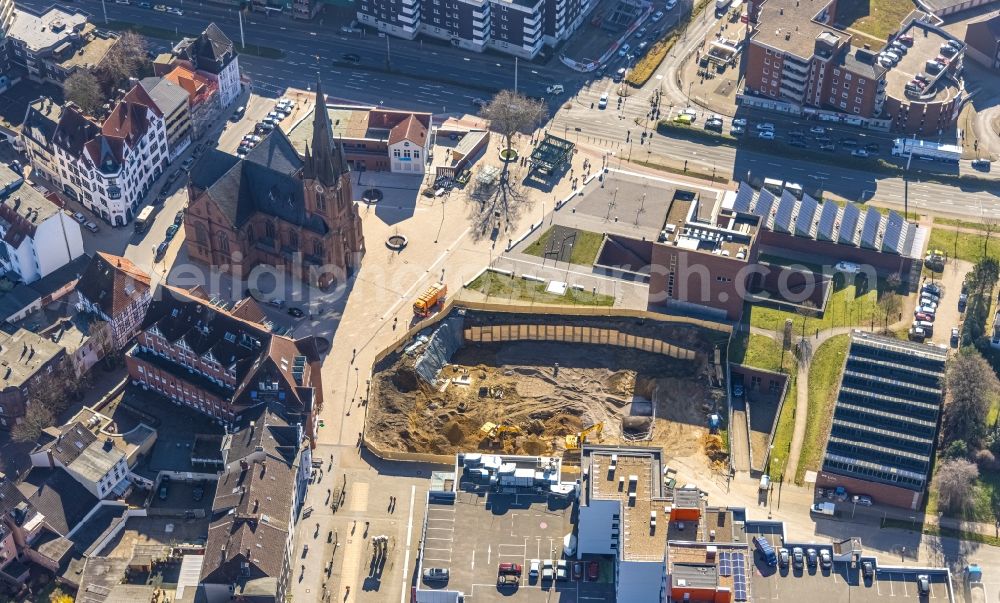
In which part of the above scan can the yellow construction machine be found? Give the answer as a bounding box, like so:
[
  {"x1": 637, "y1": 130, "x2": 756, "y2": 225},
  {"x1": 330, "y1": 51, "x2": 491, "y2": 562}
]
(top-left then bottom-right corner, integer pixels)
[
  {"x1": 480, "y1": 422, "x2": 522, "y2": 442},
  {"x1": 564, "y1": 423, "x2": 603, "y2": 450}
]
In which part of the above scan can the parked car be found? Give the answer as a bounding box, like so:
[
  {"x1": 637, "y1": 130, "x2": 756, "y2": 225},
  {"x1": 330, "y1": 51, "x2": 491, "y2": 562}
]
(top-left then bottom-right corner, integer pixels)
[
  {"x1": 705, "y1": 118, "x2": 723, "y2": 132},
  {"x1": 779, "y1": 548, "x2": 789, "y2": 567},
  {"x1": 851, "y1": 149, "x2": 870, "y2": 158},
  {"x1": 666, "y1": 0, "x2": 677, "y2": 8},
  {"x1": 529, "y1": 559, "x2": 540, "y2": 579},
  {"x1": 959, "y1": 293, "x2": 968, "y2": 311},
  {"x1": 835, "y1": 261, "x2": 859, "y2": 273},
  {"x1": 174, "y1": 211, "x2": 184, "y2": 225},
  {"x1": 730, "y1": 125, "x2": 745, "y2": 136},
  {"x1": 917, "y1": 575, "x2": 930, "y2": 595},
  {"x1": 922, "y1": 283, "x2": 942, "y2": 296},
  {"x1": 155, "y1": 241, "x2": 169, "y2": 261},
  {"x1": 732, "y1": 118, "x2": 748, "y2": 127},
  {"x1": 192, "y1": 484, "x2": 204, "y2": 502},
  {"x1": 820, "y1": 143, "x2": 836, "y2": 152},
  {"x1": 546, "y1": 84, "x2": 565, "y2": 94},
  {"x1": 181, "y1": 157, "x2": 195, "y2": 171},
  {"x1": 914, "y1": 312, "x2": 934, "y2": 323},
  {"x1": 598, "y1": 94, "x2": 609, "y2": 109},
  {"x1": 862, "y1": 561, "x2": 875, "y2": 579},
  {"x1": 72, "y1": 212, "x2": 86, "y2": 224},
  {"x1": 839, "y1": 137, "x2": 858, "y2": 147},
  {"x1": 85, "y1": 221, "x2": 99, "y2": 233},
  {"x1": 423, "y1": 568, "x2": 450, "y2": 582},
  {"x1": 916, "y1": 305, "x2": 937, "y2": 316},
  {"x1": 166, "y1": 6, "x2": 183, "y2": 15},
  {"x1": 820, "y1": 549, "x2": 832, "y2": 568},
  {"x1": 158, "y1": 476, "x2": 170, "y2": 499},
  {"x1": 572, "y1": 561, "x2": 583, "y2": 580},
  {"x1": 288, "y1": 307, "x2": 304, "y2": 318},
  {"x1": 972, "y1": 159, "x2": 992, "y2": 171},
  {"x1": 542, "y1": 559, "x2": 554, "y2": 581},
  {"x1": 165, "y1": 224, "x2": 179, "y2": 240},
  {"x1": 806, "y1": 548, "x2": 818, "y2": 567},
  {"x1": 498, "y1": 562, "x2": 522, "y2": 575},
  {"x1": 556, "y1": 560, "x2": 569, "y2": 581},
  {"x1": 651, "y1": 10, "x2": 664, "y2": 21},
  {"x1": 792, "y1": 547, "x2": 804, "y2": 568},
  {"x1": 951, "y1": 327, "x2": 960, "y2": 347}
]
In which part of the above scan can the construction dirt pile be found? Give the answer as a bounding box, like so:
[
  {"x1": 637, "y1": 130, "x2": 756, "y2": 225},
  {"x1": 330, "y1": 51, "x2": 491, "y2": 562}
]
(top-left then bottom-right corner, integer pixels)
[{"x1": 368, "y1": 340, "x2": 725, "y2": 469}]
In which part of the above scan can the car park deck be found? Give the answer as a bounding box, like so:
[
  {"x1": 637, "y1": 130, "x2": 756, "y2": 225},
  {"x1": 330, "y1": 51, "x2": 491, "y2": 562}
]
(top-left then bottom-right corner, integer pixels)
[{"x1": 419, "y1": 487, "x2": 615, "y2": 602}]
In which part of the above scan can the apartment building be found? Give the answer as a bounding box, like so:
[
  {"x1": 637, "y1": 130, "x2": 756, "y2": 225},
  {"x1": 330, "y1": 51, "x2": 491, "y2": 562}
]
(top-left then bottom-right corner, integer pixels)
[
  {"x1": 21, "y1": 98, "x2": 63, "y2": 187},
  {"x1": 6, "y1": 6, "x2": 119, "y2": 85},
  {"x1": 162, "y1": 65, "x2": 220, "y2": 137},
  {"x1": 0, "y1": 164, "x2": 85, "y2": 285},
  {"x1": 140, "y1": 76, "x2": 194, "y2": 161},
  {"x1": 75, "y1": 252, "x2": 152, "y2": 351},
  {"x1": 48, "y1": 85, "x2": 168, "y2": 226},
  {"x1": 0, "y1": 0, "x2": 16, "y2": 92},
  {"x1": 29, "y1": 421, "x2": 130, "y2": 499},
  {"x1": 358, "y1": 0, "x2": 592, "y2": 58},
  {"x1": 125, "y1": 285, "x2": 323, "y2": 431},
  {"x1": 171, "y1": 23, "x2": 241, "y2": 108}
]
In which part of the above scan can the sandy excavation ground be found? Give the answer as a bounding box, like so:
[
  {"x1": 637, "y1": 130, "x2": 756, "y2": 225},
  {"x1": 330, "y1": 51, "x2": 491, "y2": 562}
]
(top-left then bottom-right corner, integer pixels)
[{"x1": 368, "y1": 341, "x2": 728, "y2": 470}]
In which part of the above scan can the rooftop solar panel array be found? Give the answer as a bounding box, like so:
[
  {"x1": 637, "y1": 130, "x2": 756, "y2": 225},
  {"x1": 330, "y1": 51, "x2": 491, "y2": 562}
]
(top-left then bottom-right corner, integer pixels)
[
  {"x1": 821, "y1": 333, "x2": 947, "y2": 494},
  {"x1": 882, "y1": 211, "x2": 906, "y2": 254},
  {"x1": 860, "y1": 207, "x2": 881, "y2": 250},
  {"x1": 773, "y1": 191, "x2": 797, "y2": 234},
  {"x1": 732, "y1": 182, "x2": 755, "y2": 214},
  {"x1": 753, "y1": 188, "x2": 777, "y2": 226},
  {"x1": 795, "y1": 194, "x2": 818, "y2": 237},
  {"x1": 816, "y1": 202, "x2": 838, "y2": 241},
  {"x1": 839, "y1": 203, "x2": 860, "y2": 245}
]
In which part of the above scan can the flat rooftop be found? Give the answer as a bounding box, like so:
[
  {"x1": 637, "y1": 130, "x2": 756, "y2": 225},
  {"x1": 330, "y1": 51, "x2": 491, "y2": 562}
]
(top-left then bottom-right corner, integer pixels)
[
  {"x1": 586, "y1": 449, "x2": 667, "y2": 561},
  {"x1": 751, "y1": 0, "x2": 843, "y2": 60},
  {"x1": 59, "y1": 29, "x2": 118, "y2": 70},
  {"x1": 884, "y1": 21, "x2": 963, "y2": 104},
  {"x1": 9, "y1": 7, "x2": 88, "y2": 52}
]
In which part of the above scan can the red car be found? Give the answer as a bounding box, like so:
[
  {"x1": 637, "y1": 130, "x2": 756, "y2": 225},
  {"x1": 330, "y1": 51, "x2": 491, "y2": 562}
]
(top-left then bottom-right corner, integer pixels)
[
  {"x1": 914, "y1": 312, "x2": 934, "y2": 323},
  {"x1": 498, "y1": 562, "x2": 522, "y2": 576},
  {"x1": 587, "y1": 561, "x2": 599, "y2": 580}
]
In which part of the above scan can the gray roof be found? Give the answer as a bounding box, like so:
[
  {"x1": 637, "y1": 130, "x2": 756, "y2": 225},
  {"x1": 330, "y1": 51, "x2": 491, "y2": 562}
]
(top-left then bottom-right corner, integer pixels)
[
  {"x1": 67, "y1": 438, "x2": 124, "y2": 486},
  {"x1": 245, "y1": 128, "x2": 304, "y2": 178},
  {"x1": 671, "y1": 563, "x2": 719, "y2": 588},
  {"x1": 37, "y1": 422, "x2": 98, "y2": 467},
  {"x1": 17, "y1": 467, "x2": 98, "y2": 536},
  {"x1": 8, "y1": 6, "x2": 88, "y2": 53},
  {"x1": 139, "y1": 76, "x2": 189, "y2": 117},
  {"x1": 0, "y1": 327, "x2": 66, "y2": 388},
  {"x1": 189, "y1": 149, "x2": 240, "y2": 191},
  {"x1": 23, "y1": 97, "x2": 63, "y2": 149},
  {"x1": 917, "y1": 0, "x2": 986, "y2": 14},
  {"x1": 842, "y1": 47, "x2": 888, "y2": 80},
  {"x1": 0, "y1": 163, "x2": 62, "y2": 226}
]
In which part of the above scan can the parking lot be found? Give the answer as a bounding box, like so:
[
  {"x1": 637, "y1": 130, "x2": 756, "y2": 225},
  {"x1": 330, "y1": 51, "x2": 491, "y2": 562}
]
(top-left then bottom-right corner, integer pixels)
[
  {"x1": 419, "y1": 489, "x2": 615, "y2": 602},
  {"x1": 747, "y1": 525, "x2": 951, "y2": 602}
]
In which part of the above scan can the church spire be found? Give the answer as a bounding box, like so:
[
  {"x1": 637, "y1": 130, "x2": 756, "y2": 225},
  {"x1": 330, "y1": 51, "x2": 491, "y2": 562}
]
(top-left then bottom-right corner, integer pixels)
[{"x1": 307, "y1": 77, "x2": 348, "y2": 186}]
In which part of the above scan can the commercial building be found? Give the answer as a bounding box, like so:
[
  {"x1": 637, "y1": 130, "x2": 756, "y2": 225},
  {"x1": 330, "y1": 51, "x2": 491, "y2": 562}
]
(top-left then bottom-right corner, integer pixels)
[
  {"x1": 125, "y1": 284, "x2": 324, "y2": 432},
  {"x1": 6, "y1": 6, "x2": 118, "y2": 85},
  {"x1": 817, "y1": 331, "x2": 947, "y2": 510},
  {"x1": 21, "y1": 97, "x2": 63, "y2": 187},
  {"x1": 185, "y1": 81, "x2": 366, "y2": 288},
  {"x1": 162, "y1": 65, "x2": 220, "y2": 138},
  {"x1": 0, "y1": 164, "x2": 85, "y2": 285},
  {"x1": 964, "y1": 11, "x2": 1000, "y2": 69},
  {"x1": 0, "y1": 327, "x2": 70, "y2": 425},
  {"x1": 37, "y1": 314, "x2": 112, "y2": 378},
  {"x1": 916, "y1": 0, "x2": 998, "y2": 17},
  {"x1": 742, "y1": 0, "x2": 967, "y2": 133},
  {"x1": 74, "y1": 252, "x2": 152, "y2": 351},
  {"x1": 356, "y1": 0, "x2": 595, "y2": 59},
  {"x1": 171, "y1": 23, "x2": 241, "y2": 109},
  {"x1": 0, "y1": 0, "x2": 14, "y2": 92},
  {"x1": 140, "y1": 76, "x2": 194, "y2": 161},
  {"x1": 286, "y1": 104, "x2": 431, "y2": 174}
]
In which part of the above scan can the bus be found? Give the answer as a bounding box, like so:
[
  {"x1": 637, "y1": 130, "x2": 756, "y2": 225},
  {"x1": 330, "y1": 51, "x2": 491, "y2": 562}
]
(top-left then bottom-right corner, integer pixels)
[{"x1": 135, "y1": 206, "x2": 155, "y2": 233}]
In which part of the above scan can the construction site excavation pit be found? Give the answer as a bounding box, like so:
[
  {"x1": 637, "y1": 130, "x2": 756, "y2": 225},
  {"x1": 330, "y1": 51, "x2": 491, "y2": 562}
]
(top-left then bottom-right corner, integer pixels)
[{"x1": 366, "y1": 307, "x2": 731, "y2": 469}]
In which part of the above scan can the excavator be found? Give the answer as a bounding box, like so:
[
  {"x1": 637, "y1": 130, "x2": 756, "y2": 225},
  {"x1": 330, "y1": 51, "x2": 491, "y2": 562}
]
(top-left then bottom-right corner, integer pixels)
[
  {"x1": 480, "y1": 422, "x2": 522, "y2": 443},
  {"x1": 564, "y1": 423, "x2": 603, "y2": 451}
]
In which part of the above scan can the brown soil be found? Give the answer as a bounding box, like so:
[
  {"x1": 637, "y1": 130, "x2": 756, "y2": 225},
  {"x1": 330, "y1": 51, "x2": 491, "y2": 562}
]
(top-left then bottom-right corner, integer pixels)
[{"x1": 368, "y1": 340, "x2": 725, "y2": 468}]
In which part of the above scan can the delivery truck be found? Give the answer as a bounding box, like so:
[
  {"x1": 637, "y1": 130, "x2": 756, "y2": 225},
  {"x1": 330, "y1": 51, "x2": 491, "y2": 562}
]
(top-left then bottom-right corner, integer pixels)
[{"x1": 413, "y1": 282, "x2": 447, "y2": 317}]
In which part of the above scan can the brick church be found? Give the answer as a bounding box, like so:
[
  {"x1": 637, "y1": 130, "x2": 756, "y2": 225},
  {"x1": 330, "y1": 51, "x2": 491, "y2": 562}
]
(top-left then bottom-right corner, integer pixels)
[{"x1": 184, "y1": 80, "x2": 365, "y2": 288}]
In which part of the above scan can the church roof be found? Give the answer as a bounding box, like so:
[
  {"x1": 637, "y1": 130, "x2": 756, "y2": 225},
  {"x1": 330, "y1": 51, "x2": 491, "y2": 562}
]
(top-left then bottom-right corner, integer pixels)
[{"x1": 303, "y1": 79, "x2": 348, "y2": 187}]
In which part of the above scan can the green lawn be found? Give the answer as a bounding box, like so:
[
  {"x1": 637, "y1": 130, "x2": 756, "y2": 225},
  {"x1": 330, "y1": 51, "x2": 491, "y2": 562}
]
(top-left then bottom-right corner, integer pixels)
[
  {"x1": 881, "y1": 517, "x2": 1000, "y2": 547},
  {"x1": 924, "y1": 465, "x2": 1000, "y2": 525},
  {"x1": 836, "y1": 0, "x2": 917, "y2": 43},
  {"x1": 467, "y1": 270, "x2": 614, "y2": 306},
  {"x1": 729, "y1": 333, "x2": 786, "y2": 373},
  {"x1": 934, "y1": 216, "x2": 994, "y2": 232},
  {"x1": 767, "y1": 363, "x2": 797, "y2": 482},
  {"x1": 928, "y1": 227, "x2": 1000, "y2": 263},
  {"x1": 747, "y1": 277, "x2": 889, "y2": 334},
  {"x1": 523, "y1": 228, "x2": 605, "y2": 267},
  {"x1": 796, "y1": 334, "x2": 850, "y2": 484}
]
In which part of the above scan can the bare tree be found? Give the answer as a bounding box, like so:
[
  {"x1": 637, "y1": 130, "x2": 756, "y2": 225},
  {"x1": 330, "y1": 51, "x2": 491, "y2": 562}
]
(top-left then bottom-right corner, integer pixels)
[
  {"x1": 877, "y1": 291, "x2": 901, "y2": 331},
  {"x1": 12, "y1": 402, "x2": 54, "y2": 443},
  {"x1": 64, "y1": 71, "x2": 102, "y2": 115},
  {"x1": 942, "y1": 350, "x2": 998, "y2": 450},
  {"x1": 796, "y1": 300, "x2": 816, "y2": 339},
  {"x1": 97, "y1": 31, "x2": 151, "y2": 94},
  {"x1": 471, "y1": 91, "x2": 546, "y2": 238},
  {"x1": 936, "y1": 457, "x2": 979, "y2": 514}
]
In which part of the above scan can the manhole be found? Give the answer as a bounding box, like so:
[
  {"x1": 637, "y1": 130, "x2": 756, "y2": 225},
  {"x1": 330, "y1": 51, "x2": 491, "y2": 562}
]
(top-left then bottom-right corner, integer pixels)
[
  {"x1": 362, "y1": 188, "x2": 383, "y2": 203},
  {"x1": 386, "y1": 234, "x2": 408, "y2": 251}
]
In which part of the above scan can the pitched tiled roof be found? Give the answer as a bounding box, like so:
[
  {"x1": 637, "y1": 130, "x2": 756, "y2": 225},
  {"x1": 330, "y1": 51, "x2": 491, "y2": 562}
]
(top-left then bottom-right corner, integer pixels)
[
  {"x1": 388, "y1": 114, "x2": 428, "y2": 146},
  {"x1": 53, "y1": 105, "x2": 100, "y2": 157},
  {"x1": 122, "y1": 84, "x2": 164, "y2": 118},
  {"x1": 101, "y1": 100, "x2": 152, "y2": 148},
  {"x1": 17, "y1": 467, "x2": 98, "y2": 536},
  {"x1": 76, "y1": 252, "x2": 151, "y2": 318}
]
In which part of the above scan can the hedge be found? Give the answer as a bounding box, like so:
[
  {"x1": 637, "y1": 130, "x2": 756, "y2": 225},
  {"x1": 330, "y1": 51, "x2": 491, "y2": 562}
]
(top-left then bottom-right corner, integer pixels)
[{"x1": 627, "y1": 36, "x2": 677, "y2": 86}]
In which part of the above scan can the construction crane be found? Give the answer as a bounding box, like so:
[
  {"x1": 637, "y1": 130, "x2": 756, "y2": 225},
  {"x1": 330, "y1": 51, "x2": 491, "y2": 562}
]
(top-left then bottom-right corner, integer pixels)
[
  {"x1": 480, "y1": 422, "x2": 522, "y2": 441},
  {"x1": 564, "y1": 423, "x2": 603, "y2": 450}
]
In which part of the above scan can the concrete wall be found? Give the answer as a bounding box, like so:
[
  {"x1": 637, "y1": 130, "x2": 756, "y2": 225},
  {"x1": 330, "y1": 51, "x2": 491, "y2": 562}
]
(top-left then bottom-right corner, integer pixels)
[{"x1": 463, "y1": 323, "x2": 698, "y2": 361}]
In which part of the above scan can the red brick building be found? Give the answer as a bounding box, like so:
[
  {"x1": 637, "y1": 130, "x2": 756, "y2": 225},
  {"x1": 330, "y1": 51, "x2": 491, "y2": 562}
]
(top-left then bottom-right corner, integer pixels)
[{"x1": 125, "y1": 285, "x2": 323, "y2": 433}]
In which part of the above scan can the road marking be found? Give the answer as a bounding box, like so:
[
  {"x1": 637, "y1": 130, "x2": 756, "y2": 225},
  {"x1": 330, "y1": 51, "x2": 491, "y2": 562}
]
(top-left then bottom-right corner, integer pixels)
[{"x1": 399, "y1": 485, "x2": 416, "y2": 603}]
